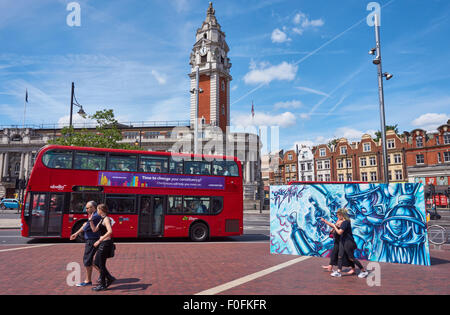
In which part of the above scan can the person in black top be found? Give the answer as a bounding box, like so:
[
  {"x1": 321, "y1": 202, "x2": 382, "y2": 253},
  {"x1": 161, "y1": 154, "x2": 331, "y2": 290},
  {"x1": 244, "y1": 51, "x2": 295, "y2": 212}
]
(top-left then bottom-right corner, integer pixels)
[
  {"x1": 70, "y1": 201, "x2": 102, "y2": 287},
  {"x1": 89, "y1": 203, "x2": 116, "y2": 291},
  {"x1": 324, "y1": 209, "x2": 369, "y2": 278},
  {"x1": 321, "y1": 218, "x2": 355, "y2": 273}
]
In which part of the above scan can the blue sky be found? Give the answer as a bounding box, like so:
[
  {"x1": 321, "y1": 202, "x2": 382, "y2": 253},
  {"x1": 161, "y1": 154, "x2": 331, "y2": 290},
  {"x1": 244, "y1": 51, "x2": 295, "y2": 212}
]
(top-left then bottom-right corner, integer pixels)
[{"x1": 1, "y1": 0, "x2": 449, "y2": 151}]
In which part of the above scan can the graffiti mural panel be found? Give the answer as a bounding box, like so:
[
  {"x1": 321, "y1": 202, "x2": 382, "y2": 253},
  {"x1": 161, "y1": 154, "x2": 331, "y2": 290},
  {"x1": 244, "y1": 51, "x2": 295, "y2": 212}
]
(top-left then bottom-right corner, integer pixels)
[{"x1": 270, "y1": 183, "x2": 431, "y2": 266}]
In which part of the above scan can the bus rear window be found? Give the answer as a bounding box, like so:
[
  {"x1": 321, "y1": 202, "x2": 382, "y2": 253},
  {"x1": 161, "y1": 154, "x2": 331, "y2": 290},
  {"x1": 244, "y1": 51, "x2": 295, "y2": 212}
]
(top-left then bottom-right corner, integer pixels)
[{"x1": 42, "y1": 150, "x2": 73, "y2": 169}]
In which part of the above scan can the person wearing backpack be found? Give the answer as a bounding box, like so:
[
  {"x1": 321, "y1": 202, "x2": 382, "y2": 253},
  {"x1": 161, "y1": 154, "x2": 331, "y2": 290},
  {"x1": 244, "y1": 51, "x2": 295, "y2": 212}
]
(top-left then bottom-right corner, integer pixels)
[{"x1": 89, "y1": 203, "x2": 116, "y2": 291}]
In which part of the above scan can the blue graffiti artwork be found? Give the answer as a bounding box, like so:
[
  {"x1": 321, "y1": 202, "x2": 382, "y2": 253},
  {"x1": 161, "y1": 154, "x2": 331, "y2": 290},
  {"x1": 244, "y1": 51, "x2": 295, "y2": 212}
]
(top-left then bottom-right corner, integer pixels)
[{"x1": 270, "y1": 183, "x2": 430, "y2": 266}]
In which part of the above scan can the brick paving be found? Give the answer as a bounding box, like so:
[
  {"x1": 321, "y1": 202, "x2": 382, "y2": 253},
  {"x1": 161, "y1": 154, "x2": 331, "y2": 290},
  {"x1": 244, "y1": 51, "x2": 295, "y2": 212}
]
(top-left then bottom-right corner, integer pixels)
[{"x1": 0, "y1": 242, "x2": 448, "y2": 295}]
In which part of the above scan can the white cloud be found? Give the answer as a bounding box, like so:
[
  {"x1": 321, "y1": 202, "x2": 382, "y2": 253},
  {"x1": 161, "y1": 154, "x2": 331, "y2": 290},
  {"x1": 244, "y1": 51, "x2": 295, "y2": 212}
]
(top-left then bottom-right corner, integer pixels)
[
  {"x1": 232, "y1": 111, "x2": 296, "y2": 128},
  {"x1": 334, "y1": 127, "x2": 376, "y2": 141},
  {"x1": 292, "y1": 12, "x2": 324, "y2": 36},
  {"x1": 412, "y1": 113, "x2": 449, "y2": 132},
  {"x1": 243, "y1": 61, "x2": 298, "y2": 85},
  {"x1": 151, "y1": 70, "x2": 167, "y2": 85},
  {"x1": 271, "y1": 28, "x2": 290, "y2": 43},
  {"x1": 274, "y1": 100, "x2": 302, "y2": 110}
]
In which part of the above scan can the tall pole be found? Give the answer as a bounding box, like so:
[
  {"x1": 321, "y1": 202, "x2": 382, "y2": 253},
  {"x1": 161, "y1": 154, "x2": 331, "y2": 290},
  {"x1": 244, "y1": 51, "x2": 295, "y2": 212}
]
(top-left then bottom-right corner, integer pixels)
[
  {"x1": 194, "y1": 67, "x2": 199, "y2": 155},
  {"x1": 374, "y1": 14, "x2": 389, "y2": 184}
]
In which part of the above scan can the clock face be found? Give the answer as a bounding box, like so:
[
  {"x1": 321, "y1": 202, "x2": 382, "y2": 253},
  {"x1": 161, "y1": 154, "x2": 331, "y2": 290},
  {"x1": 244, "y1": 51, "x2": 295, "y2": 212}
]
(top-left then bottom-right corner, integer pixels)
[{"x1": 200, "y1": 46, "x2": 208, "y2": 56}]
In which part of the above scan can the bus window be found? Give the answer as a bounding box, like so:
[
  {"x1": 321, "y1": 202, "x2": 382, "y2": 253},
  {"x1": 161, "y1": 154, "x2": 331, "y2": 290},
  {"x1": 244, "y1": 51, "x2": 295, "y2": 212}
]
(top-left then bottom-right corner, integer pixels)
[
  {"x1": 108, "y1": 155, "x2": 137, "y2": 172},
  {"x1": 74, "y1": 152, "x2": 106, "y2": 170},
  {"x1": 168, "y1": 196, "x2": 183, "y2": 214},
  {"x1": 184, "y1": 161, "x2": 211, "y2": 175},
  {"x1": 139, "y1": 156, "x2": 168, "y2": 173},
  {"x1": 105, "y1": 195, "x2": 136, "y2": 214},
  {"x1": 211, "y1": 196, "x2": 223, "y2": 214},
  {"x1": 169, "y1": 159, "x2": 184, "y2": 174},
  {"x1": 212, "y1": 160, "x2": 226, "y2": 176},
  {"x1": 183, "y1": 196, "x2": 210, "y2": 214},
  {"x1": 42, "y1": 150, "x2": 73, "y2": 169},
  {"x1": 69, "y1": 192, "x2": 103, "y2": 213},
  {"x1": 225, "y1": 161, "x2": 239, "y2": 177}
]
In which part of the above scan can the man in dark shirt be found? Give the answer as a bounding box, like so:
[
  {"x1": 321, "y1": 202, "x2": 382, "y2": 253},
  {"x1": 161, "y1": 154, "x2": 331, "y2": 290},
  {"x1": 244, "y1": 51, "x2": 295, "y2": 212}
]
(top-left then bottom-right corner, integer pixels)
[{"x1": 70, "y1": 201, "x2": 102, "y2": 286}]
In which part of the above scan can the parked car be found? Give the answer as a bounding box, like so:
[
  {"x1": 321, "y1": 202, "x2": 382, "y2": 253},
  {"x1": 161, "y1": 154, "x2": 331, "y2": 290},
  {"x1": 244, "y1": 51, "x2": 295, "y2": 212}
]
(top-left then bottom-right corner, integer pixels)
[{"x1": 0, "y1": 199, "x2": 21, "y2": 210}]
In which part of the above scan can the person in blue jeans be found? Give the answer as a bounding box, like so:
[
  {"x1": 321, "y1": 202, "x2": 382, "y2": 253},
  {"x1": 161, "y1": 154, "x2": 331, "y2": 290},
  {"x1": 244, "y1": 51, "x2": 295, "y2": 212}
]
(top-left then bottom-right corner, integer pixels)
[{"x1": 70, "y1": 201, "x2": 102, "y2": 286}]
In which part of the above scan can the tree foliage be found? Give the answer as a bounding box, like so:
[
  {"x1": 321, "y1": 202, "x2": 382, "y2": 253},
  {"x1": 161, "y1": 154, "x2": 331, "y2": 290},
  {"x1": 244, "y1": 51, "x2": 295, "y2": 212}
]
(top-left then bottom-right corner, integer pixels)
[
  {"x1": 374, "y1": 124, "x2": 399, "y2": 142},
  {"x1": 48, "y1": 109, "x2": 143, "y2": 150}
]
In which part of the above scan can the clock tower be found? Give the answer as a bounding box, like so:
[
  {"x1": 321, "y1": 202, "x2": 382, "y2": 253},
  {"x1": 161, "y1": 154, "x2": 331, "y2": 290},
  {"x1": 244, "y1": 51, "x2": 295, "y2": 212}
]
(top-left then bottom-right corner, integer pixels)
[{"x1": 189, "y1": 2, "x2": 232, "y2": 133}]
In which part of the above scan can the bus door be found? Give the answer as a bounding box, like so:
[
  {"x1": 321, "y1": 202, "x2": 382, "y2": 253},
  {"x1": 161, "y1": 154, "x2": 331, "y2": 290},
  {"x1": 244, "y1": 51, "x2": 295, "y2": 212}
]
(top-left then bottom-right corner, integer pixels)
[
  {"x1": 28, "y1": 193, "x2": 64, "y2": 237},
  {"x1": 138, "y1": 196, "x2": 166, "y2": 237}
]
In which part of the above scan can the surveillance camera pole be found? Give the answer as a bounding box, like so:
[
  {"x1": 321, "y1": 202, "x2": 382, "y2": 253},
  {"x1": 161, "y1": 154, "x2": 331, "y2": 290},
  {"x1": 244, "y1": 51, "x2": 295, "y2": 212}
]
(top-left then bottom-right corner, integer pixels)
[{"x1": 373, "y1": 14, "x2": 389, "y2": 185}]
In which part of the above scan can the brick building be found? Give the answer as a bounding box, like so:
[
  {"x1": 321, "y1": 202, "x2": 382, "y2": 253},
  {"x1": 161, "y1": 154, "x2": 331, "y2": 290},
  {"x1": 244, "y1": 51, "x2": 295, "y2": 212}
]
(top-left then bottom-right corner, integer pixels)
[
  {"x1": 404, "y1": 120, "x2": 450, "y2": 193},
  {"x1": 312, "y1": 130, "x2": 408, "y2": 183}
]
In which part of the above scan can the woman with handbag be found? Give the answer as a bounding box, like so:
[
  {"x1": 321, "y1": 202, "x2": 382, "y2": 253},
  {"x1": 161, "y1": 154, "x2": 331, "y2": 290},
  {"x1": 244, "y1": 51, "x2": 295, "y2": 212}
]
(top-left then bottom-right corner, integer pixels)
[{"x1": 89, "y1": 203, "x2": 116, "y2": 291}]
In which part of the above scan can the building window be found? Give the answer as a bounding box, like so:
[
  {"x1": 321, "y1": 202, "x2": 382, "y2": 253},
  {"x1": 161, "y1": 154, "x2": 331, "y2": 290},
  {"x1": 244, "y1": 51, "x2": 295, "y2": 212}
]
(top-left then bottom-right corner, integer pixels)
[
  {"x1": 291, "y1": 165, "x2": 296, "y2": 172},
  {"x1": 308, "y1": 163, "x2": 312, "y2": 170},
  {"x1": 318, "y1": 174, "x2": 323, "y2": 181},
  {"x1": 346, "y1": 159, "x2": 352, "y2": 168},
  {"x1": 324, "y1": 160, "x2": 330, "y2": 169},
  {"x1": 387, "y1": 139, "x2": 395, "y2": 149},
  {"x1": 394, "y1": 154, "x2": 401, "y2": 164},
  {"x1": 437, "y1": 152, "x2": 442, "y2": 163},
  {"x1": 337, "y1": 159, "x2": 343, "y2": 169},
  {"x1": 360, "y1": 157, "x2": 367, "y2": 167},
  {"x1": 361, "y1": 172, "x2": 368, "y2": 182},
  {"x1": 416, "y1": 154, "x2": 425, "y2": 164},
  {"x1": 347, "y1": 173, "x2": 352, "y2": 182},
  {"x1": 395, "y1": 170, "x2": 403, "y2": 180},
  {"x1": 416, "y1": 136, "x2": 423, "y2": 148},
  {"x1": 340, "y1": 146, "x2": 347, "y2": 155},
  {"x1": 307, "y1": 175, "x2": 312, "y2": 181},
  {"x1": 288, "y1": 154, "x2": 293, "y2": 161},
  {"x1": 319, "y1": 148, "x2": 326, "y2": 157},
  {"x1": 301, "y1": 163, "x2": 305, "y2": 171},
  {"x1": 444, "y1": 152, "x2": 450, "y2": 163},
  {"x1": 369, "y1": 156, "x2": 376, "y2": 166},
  {"x1": 363, "y1": 143, "x2": 371, "y2": 152},
  {"x1": 317, "y1": 161, "x2": 323, "y2": 170},
  {"x1": 286, "y1": 165, "x2": 290, "y2": 173},
  {"x1": 387, "y1": 155, "x2": 391, "y2": 164},
  {"x1": 338, "y1": 174, "x2": 344, "y2": 182},
  {"x1": 370, "y1": 172, "x2": 377, "y2": 182},
  {"x1": 436, "y1": 136, "x2": 440, "y2": 145},
  {"x1": 325, "y1": 174, "x2": 331, "y2": 181},
  {"x1": 444, "y1": 132, "x2": 450, "y2": 144}
]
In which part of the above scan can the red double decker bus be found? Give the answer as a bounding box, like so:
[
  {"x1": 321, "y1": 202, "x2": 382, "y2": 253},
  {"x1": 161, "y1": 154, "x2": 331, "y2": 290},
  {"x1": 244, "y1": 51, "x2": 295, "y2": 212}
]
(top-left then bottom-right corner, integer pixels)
[{"x1": 21, "y1": 145, "x2": 243, "y2": 242}]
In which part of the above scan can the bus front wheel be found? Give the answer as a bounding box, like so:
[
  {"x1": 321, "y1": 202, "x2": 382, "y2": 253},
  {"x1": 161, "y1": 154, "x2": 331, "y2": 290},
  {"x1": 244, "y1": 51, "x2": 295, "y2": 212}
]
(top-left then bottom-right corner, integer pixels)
[
  {"x1": 71, "y1": 221, "x2": 86, "y2": 243},
  {"x1": 190, "y1": 222, "x2": 209, "y2": 242}
]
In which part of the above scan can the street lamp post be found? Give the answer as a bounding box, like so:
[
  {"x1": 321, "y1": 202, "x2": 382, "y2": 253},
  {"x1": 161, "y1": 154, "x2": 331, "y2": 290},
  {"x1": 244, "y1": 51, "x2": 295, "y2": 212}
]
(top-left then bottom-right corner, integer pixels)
[
  {"x1": 69, "y1": 82, "x2": 87, "y2": 129},
  {"x1": 369, "y1": 14, "x2": 393, "y2": 185}
]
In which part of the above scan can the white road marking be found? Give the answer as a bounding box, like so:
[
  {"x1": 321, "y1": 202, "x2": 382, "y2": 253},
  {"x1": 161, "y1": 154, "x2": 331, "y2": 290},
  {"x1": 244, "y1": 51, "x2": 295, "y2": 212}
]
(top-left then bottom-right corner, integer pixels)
[
  {"x1": 195, "y1": 256, "x2": 311, "y2": 295},
  {"x1": 0, "y1": 244, "x2": 54, "y2": 253}
]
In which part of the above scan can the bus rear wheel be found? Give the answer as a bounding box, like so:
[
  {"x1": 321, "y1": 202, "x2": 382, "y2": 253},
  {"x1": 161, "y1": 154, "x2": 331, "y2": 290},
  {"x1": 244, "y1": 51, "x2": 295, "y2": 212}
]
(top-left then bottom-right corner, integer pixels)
[{"x1": 190, "y1": 222, "x2": 209, "y2": 242}]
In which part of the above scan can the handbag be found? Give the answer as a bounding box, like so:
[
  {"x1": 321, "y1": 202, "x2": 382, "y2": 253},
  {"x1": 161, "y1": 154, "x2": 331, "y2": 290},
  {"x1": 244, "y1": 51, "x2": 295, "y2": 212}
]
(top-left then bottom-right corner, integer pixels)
[{"x1": 109, "y1": 243, "x2": 116, "y2": 258}]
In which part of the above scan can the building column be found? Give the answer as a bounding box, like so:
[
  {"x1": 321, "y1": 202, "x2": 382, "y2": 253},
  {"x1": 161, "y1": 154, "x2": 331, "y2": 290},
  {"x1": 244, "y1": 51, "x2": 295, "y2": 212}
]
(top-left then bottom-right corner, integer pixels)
[
  {"x1": 0, "y1": 153, "x2": 4, "y2": 179},
  {"x1": 19, "y1": 153, "x2": 25, "y2": 180},
  {"x1": 2, "y1": 152, "x2": 9, "y2": 178}
]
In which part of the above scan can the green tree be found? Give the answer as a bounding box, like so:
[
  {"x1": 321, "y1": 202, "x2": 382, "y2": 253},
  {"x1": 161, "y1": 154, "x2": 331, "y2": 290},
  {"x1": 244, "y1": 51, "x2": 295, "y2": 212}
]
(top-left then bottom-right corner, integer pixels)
[
  {"x1": 374, "y1": 124, "x2": 399, "y2": 142},
  {"x1": 48, "y1": 109, "x2": 142, "y2": 150}
]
